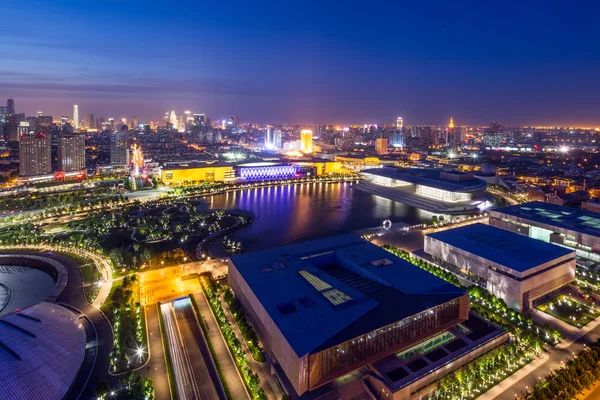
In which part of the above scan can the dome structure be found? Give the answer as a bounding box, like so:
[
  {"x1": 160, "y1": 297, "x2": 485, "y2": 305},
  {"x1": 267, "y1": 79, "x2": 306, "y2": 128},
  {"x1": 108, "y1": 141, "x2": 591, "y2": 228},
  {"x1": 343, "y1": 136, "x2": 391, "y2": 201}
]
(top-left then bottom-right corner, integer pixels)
[{"x1": 478, "y1": 163, "x2": 497, "y2": 177}]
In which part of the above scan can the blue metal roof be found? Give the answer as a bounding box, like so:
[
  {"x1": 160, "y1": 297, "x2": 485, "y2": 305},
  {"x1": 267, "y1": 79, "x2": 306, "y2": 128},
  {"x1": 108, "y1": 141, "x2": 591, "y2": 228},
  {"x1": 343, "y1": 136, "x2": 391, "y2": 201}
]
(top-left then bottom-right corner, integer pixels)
[
  {"x1": 229, "y1": 234, "x2": 464, "y2": 357},
  {"x1": 427, "y1": 223, "x2": 574, "y2": 273},
  {"x1": 492, "y1": 201, "x2": 600, "y2": 237}
]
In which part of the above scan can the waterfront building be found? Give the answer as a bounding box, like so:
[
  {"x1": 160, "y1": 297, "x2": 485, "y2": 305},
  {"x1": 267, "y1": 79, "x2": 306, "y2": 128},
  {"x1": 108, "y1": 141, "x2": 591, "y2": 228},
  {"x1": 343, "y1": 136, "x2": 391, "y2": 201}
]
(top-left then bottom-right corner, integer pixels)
[
  {"x1": 424, "y1": 223, "x2": 576, "y2": 311},
  {"x1": 19, "y1": 134, "x2": 51, "y2": 176},
  {"x1": 356, "y1": 166, "x2": 487, "y2": 214},
  {"x1": 490, "y1": 201, "x2": 600, "y2": 262},
  {"x1": 301, "y1": 129, "x2": 313, "y2": 153},
  {"x1": 57, "y1": 134, "x2": 86, "y2": 172},
  {"x1": 228, "y1": 234, "x2": 506, "y2": 399}
]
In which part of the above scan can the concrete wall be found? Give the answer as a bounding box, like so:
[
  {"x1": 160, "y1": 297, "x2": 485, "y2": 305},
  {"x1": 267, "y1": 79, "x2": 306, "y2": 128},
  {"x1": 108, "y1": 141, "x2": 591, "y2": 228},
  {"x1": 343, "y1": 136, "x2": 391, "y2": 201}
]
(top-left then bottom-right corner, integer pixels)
[{"x1": 227, "y1": 261, "x2": 309, "y2": 395}]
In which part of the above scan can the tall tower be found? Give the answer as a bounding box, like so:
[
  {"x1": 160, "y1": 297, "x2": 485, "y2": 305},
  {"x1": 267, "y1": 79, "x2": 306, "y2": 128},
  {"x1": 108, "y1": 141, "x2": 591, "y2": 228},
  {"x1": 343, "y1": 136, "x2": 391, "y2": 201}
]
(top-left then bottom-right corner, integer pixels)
[
  {"x1": 169, "y1": 111, "x2": 177, "y2": 130},
  {"x1": 19, "y1": 134, "x2": 51, "y2": 176},
  {"x1": 58, "y1": 134, "x2": 86, "y2": 172},
  {"x1": 300, "y1": 129, "x2": 313, "y2": 153},
  {"x1": 73, "y1": 105, "x2": 79, "y2": 130},
  {"x1": 110, "y1": 131, "x2": 130, "y2": 166},
  {"x1": 396, "y1": 117, "x2": 403, "y2": 130},
  {"x1": 265, "y1": 126, "x2": 274, "y2": 149},
  {"x1": 448, "y1": 117, "x2": 455, "y2": 129},
  {"x1": 6, "y1": 99, "x2": 15, "y2": 115}
]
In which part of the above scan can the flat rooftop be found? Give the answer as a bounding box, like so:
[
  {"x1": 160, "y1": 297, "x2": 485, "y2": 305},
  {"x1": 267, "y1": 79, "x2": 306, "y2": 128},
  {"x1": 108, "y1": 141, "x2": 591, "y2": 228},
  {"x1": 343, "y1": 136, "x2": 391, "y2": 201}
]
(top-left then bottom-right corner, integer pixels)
[
  {"x1": 362, "y1": 167, "x2": 487, "y2": 192},
  {"x1": 492, "y1": 201, "x2": 600, "y2": 237},
  {"x1": 230, "y1": 234, "x2": 465, "y2": 357},
  {"x1": 426, "y1": 223, "x2": 574, "y2": 273}
]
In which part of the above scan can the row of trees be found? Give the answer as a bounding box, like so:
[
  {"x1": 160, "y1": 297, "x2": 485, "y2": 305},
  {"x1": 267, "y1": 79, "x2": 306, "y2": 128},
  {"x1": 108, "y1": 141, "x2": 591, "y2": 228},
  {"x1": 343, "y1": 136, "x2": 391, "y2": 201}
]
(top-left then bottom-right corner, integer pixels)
[
  {"x1": 95, "y1": 373, "x2": 153, "y2": 400},
  {"x1": 430, "y1": 340, "x2": 534, "y2": 399},
  {"x1": 200, "y1": 275, "x2": 268, "y2": 400},
  {"x1": 527, "y1": 340, "x2": 600, "y2": 400},
  {"x1": 223, "y1": 288, "x2": 265, "y2": 362}
]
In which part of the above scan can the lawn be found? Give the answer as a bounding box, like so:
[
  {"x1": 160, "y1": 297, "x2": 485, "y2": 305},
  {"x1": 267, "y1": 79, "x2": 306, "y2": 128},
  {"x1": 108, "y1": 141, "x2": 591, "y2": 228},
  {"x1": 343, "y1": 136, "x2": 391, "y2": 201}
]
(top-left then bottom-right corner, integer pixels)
[
  {"x1": 536, "y1": 295, "x2": 598, "y2": 328},
  {"x1": 100, "y1": 279, "x2": 123, "y2": 322}
]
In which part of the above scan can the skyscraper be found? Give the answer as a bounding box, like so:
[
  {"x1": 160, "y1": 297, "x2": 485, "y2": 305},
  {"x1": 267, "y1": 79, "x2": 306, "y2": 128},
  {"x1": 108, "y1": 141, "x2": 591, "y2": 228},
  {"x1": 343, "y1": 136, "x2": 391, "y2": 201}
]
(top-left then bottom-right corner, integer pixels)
[
  {"x1": 300, "y1": 129, "x2": 313, "y2": 153},
  {"x1": 110, "y1": 131, "x2": 129, "y2": 166},
  {"x1": 7, "y1": 99, "x2": 15, "y2": 115},
  {"x1": 19, "y1": 134, "x2": 51, "y2": 176},
  {"x1": 396, "y1": 117, "x2": 403, "y2": 129},
  {"x1": 73, "y1": 105, "x2": 79, "y2": 130},
  {"x1": 57, "y1": 134, "x2": 86, "y2": 172},
  {"x1": 274, "y1": 129, "x2": 283, "y2": 149},
  {"x1": 264, "y1": 126, "x2": 274, "y2": 149},
  {"x1": 375, "y1": 137, "x2": 389, "y2": 154},
  {"x1": 169, "y1": 111, "x2": 177, "y2": 130}
]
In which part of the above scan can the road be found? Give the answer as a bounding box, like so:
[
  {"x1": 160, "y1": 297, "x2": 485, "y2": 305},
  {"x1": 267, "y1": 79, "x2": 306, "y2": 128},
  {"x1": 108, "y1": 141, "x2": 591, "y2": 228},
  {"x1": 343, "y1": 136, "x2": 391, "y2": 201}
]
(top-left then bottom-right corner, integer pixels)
[
  {"x1": 174, "y1": 298, "x2": 226, "y2": 400},
  {"x1": 139, "y1": 305, "x2": 171, "y2": 400},
  {"x1": 160, "y1": 301, "x2": 200, "y2": 399}
]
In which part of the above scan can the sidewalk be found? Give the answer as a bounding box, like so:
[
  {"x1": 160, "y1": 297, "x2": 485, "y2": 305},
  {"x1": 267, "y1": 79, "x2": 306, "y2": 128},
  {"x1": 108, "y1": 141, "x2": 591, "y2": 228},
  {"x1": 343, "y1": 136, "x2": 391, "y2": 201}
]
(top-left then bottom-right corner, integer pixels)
[
  {"x1": 529, "y1": 308, "x2": 600, "y2": 349},
  {"x1": 219, "y1": 294, "x2": 279, "y2": 399},
  {"x1": 192, "y1": 292, "x2": 249, "y2": 400},
  {"x1": 476, "y1": 352, "x2": 550, "y2": 400}
]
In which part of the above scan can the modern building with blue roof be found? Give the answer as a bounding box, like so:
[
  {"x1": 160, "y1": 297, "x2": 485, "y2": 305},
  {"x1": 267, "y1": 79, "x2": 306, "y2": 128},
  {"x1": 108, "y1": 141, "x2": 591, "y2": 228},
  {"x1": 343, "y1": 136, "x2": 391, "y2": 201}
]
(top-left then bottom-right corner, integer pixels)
[
  {"x1": 490, "y1": 201, "x2": 600, "y2": 262},
  {"x1": 425, "y1": 223, "x2": 576, "y2": 311},
  {"x1": 228, "y1": 234, "x2": 468, "y2": 396},
  {"x1": 355, "y1": 166, "x2": 487, "y2": 214}
]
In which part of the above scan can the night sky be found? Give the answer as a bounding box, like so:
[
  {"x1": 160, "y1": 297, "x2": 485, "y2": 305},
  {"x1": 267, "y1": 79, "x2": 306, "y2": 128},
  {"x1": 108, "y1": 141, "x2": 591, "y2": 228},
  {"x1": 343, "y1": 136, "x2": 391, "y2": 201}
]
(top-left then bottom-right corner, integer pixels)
[{"x1": 2, "y1": 0, "x2": 600, "y2": 126}]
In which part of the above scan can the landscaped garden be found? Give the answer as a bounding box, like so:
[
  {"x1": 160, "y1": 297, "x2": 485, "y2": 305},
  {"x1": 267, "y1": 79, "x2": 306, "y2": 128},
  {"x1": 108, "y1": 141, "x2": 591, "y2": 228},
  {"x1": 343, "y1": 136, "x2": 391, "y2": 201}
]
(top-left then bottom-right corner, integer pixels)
[
  {"x1": 101, "y1": 275, "x2": 147, "y2": 373},
  {"x1": 536, "y1": 294, "x2": 597, "y2": 328},
  {"x1": 199, "y1": 274, "x2": 268, "y2": 400}
]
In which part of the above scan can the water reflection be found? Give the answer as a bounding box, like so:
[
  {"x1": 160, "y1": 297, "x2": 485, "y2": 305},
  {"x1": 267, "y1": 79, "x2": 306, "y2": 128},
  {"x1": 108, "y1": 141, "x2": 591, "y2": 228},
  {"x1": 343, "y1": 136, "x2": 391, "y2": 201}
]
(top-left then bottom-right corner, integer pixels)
[{"x1": 199, "y1": 182, "x2": 433, "y2": 253}]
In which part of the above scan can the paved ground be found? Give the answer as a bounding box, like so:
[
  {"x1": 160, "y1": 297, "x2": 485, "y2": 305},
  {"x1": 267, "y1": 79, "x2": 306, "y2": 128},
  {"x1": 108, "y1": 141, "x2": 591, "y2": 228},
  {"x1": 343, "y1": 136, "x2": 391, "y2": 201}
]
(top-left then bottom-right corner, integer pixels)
[
  {"x1": 174, "y1": 298, "x2": 226, "y2": 400},
  {"x1": 139, "y1": 304, "x2": 171, "y2": 400},
  {"x1": 192, "y1": 292, "x2": 249, "y2": 400}
]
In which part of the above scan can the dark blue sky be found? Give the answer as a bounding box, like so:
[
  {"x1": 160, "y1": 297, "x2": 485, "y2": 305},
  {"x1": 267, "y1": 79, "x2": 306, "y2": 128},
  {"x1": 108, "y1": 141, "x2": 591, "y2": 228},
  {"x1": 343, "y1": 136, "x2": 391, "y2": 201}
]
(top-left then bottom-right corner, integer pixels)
[{"x1": 2, "y1": 0, "x2": 599, "y2": 125}]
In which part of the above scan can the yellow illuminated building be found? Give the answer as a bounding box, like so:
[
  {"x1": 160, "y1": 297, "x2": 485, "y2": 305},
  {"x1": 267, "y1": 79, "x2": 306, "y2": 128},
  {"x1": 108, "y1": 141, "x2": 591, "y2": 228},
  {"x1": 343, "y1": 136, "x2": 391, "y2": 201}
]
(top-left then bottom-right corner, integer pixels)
[
  {"x1": 375, "y1": 138, "x2": 388, "y2": 155},
  {"x1": 161, "y1": 163, "x2": 235, "y2": 186},
  {"x1": 334, "y1": 155, "x2": 380, "y2": 167},
  {"x1": 301, "y1": 129, "x2": 313, "y2": 153}
]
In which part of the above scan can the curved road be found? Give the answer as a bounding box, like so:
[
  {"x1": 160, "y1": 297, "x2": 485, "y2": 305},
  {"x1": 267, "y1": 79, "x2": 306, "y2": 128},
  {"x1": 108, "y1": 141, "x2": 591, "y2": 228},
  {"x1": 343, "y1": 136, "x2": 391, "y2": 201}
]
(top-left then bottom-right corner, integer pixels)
[{"x1": 50, "y1": 253, "x2": 114, "y2": 400}]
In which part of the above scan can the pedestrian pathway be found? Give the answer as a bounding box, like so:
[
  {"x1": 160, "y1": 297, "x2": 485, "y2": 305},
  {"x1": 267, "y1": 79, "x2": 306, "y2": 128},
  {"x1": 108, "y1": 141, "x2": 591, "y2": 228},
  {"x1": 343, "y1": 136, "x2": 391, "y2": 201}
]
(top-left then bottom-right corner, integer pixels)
[
  {"x1": 192, "y1": 292, "x2": 249, "y2": 400},
  {"x1": 476, "y1": 352, "x2": 550, "y2": 400}
]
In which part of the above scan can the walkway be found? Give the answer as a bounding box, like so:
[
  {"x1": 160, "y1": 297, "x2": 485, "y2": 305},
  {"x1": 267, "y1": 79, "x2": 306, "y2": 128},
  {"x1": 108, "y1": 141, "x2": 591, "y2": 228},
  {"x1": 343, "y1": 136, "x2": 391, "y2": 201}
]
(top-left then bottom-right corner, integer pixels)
[
  {"x1": 192, "y1": 292, "x2": 249, "y2": 400},
  {"x1": 138, "y1": 304, "x2": 171, "y2": 400},
  {"x1": 219, "y1": 294, "x2": 278, "y2": 399}
]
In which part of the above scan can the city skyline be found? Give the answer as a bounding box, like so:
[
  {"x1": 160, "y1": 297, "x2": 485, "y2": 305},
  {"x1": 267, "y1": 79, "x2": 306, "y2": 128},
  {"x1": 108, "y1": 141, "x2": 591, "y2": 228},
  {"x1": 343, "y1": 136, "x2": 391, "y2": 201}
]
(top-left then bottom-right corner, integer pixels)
[{"x1": 2, "y1": 1, "x2": 600, "y2": 126}]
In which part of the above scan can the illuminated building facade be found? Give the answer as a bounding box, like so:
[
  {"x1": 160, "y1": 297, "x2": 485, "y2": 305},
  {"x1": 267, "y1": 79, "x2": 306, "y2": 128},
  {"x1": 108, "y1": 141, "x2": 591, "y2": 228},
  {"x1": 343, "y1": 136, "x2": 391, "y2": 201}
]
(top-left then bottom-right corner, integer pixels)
[
  {"x1": 396, "y1": 117, "x2": 403, "y2": 129},
  {"x1": 238, "y1": 163, "x2": 297, "y2": 180},
  {"x1": 228, "y1": 234, "x2": 468, "y2": 396},
  {"x1": 57, "y1": 134, "x2": 86, "y2": 172},
  {"x1": 356, "y1": 167, "x2": 487, "y2": 213},
  {"x1": 19, "y1": 134, "x2": 51, "y2": 176},
  {"x1": 73, "y1": 105, "x2": 79, "y2": 130},
  {"x1": 425, "y1": 223, "x2": 575, "y2": 311},
  {"x1": 169, "y1": 111, "x2": 178, "y2": 130},
  {"x1": 375, "y1": 137, "x2": 388, "y2": 154},
  {"x1": 110, "y1": 132, "x2": 129, "y2": 166},
  {"x1": 301, "y1": 129, "x2": 313, "y2": 153}
]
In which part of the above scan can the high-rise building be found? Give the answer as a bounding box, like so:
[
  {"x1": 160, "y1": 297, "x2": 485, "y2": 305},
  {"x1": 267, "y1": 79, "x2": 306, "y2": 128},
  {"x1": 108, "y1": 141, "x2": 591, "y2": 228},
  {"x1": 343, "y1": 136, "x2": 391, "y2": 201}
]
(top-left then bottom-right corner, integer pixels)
[
  {"x1": 193, "y1": 114, "x2": 206, "y2": 126},
  {"x1": 274, "y1": 129, "x2": 283, "y2": 149},
  {"x1": 169, "y1": 111, "x2": 178, "y2": 130},
  {"x1": 18, "y1": 122, "x2": 30, "y2": 136},
  {"x1": 73, "y1": 105, "x2": 79, "y2": 130},
  {"x1": 396, "y1": 117, "x2": 403, "y2": 129},
  {"x1": 57, "y1": 134, "x2": 86, "y2": 172},
  {"x1": 375, "y1": 137, "x2": 389, "y2": 154},
  {"x1": 132, "y1": 115, "x2": 138, "y2": 129},
  {"x1": 110, "y1": 131, "x2": 129, "y2": 166},
  {"x1": 36, "y1": 111, "x2": 43, "y2": 118},
  {"x1": 0, "y1": 106, "x2": 6, "y2": 124},
  {"x1": 448, "y1": 117, "x2": 455, "y2": 129},
  {"x1": 300, "y1": 129, "x2": 313, "y2": 153},
  {"x1": 19, "y1": 134, "x2": 51, "y2": 176},
  {"x1": 7, "y1": 99, "x2": 15, "y2": 115},
  {"x1": 390, "y1": 131, "x2": 404, "y2": 148},
  {"x1": 264, "y1": 126, "x2": 274, "y2": 149}
]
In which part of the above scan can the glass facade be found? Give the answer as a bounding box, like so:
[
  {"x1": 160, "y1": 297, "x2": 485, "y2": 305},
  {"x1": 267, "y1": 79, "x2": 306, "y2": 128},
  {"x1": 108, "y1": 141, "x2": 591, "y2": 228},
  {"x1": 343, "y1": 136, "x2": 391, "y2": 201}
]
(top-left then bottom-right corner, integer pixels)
[
  {"x1": 309, "y1": 299, "x2": 462, "y2": 389},
  {"x1": 416, "y1": 185, "x2": 471, "y2": 202}
]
